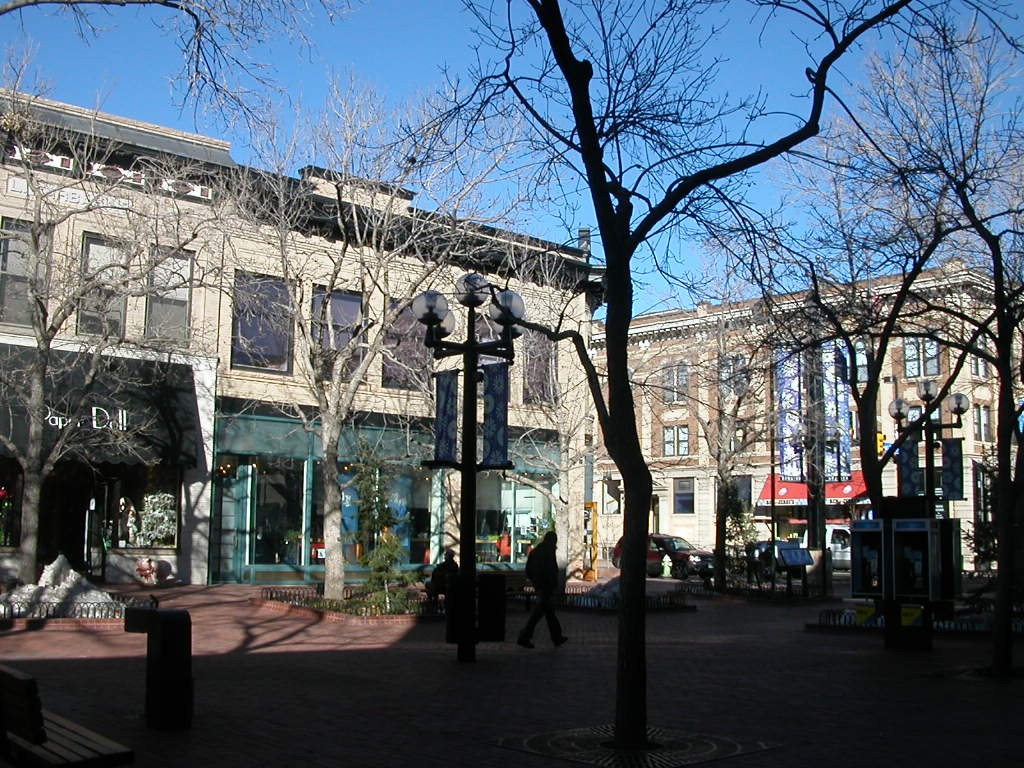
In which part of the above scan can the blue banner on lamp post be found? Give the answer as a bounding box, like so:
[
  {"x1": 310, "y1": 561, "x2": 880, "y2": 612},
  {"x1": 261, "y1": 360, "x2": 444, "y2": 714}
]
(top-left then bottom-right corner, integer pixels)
[
  {"x1": 433, "y1": 370, "x2": 459, "y2": 464},
  {"x1": 480, "y1": 362, "x2": 510, "y2": 469}
]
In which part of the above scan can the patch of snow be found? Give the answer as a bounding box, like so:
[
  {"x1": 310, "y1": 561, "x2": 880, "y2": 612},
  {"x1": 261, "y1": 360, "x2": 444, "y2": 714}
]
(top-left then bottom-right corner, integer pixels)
[{"x1": 0, "y1": 555, "x2": 115, "y2": 616}]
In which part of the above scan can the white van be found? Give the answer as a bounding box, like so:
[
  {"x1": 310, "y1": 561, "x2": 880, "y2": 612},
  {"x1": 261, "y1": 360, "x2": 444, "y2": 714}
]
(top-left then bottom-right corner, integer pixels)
[{"x1": 800, "y1": 524, "x2": 851, "y2": 570}]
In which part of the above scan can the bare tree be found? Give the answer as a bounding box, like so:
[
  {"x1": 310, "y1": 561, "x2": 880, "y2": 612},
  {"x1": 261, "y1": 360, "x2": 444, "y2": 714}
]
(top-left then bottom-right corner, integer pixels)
[
  {"x1": 761, "y1": 19, "x2": 1024, "y2": 674},
  {"x1": 222, "y1": 82, "x2": 530, "y2": 599},
  {"x1": 447, "y1": 0, "x2": 998, "y2": 747},
  {"x1": 1, "y1": 0, "x2": 352, "y2": 124},
  {"x1": 0, "y1": 88, "x2": 225, "y2": 581}
]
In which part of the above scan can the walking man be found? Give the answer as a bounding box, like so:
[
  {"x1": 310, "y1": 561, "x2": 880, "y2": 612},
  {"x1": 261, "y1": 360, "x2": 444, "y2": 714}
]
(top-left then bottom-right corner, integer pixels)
[{"x1": 517, "y1": 531, "x2": 568, "y2": 648}]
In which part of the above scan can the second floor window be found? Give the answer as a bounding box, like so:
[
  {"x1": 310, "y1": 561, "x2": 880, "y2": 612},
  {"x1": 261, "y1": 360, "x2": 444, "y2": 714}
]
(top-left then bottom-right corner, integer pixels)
[
  {"x1": 79, "y1": 234, "x2": 128, "y2": 338},
  {"x1": 719, "y1": 353, "x2": 748, "y2": 397},
  {"x1": 662, "y1": 425, "x2": 690, "y2": 457},
  {"x1": 970, "y1": 339, "x2": 991, "y2": 379},
  {"x1": 231, "y1": 272, "x2": 292, "y2": 372},
  {"x1": 311, "y1": 287, "x2": 362, "y2": 378},
  {"x1": 382, "y1": 302, "x2": 431, "y2": 390},
  {"x1": 853, "y1": 339, "x2": 870, "y2": 383},
  {"x1": 904, "y1": 337, "x2": 940, "y2": 378},
  {"x1": 974, "y1": 404, "x2": 993, "y2": 442},
  {"x1": 662, "y1": 361, "x2": 689, "y2": 403},
  {"x1": 523, "y1": 328, "x2": 557, "y2": 404},
  {"x1": 0, "y1": 218, "x2": 36, "y2": 326},
  {"x1": 145, "y1": 247, "x2": 191, "y2": 343}
]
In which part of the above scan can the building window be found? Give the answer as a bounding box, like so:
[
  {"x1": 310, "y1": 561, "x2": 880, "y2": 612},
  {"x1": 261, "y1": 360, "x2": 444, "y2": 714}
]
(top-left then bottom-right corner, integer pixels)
[
  {"x1": 731, "y1": 475, "x2": 752, "y2": 512},
  {"x1": 974, "y1": 404, "x2": 993, "y2": 442},
  {"x1": 719, "y1": 354, "x2": 748, "y2": 397},
  {"x1": 0, "y1": 459, "x2": 21, "y2": 547},
  {"x1": 904, "y1": 337, "x2": 940, "y2": 378},
  {"x1": 79, "y1": 234, "x2": 128, "y2": 337},
  {"x1": 231, "y1": 272, "x2": 293, "y2": 372},
  {"x1": 970, "y1": 340, "x2": 990, "y2": 379},
  {"x1": 312, "y1": 287, "x2": 363, "y2": 378},
  {"x1": 662, "y1": 361, "x2": 689, "y2": 403},
  {"x1": 145, "y1": 247, "x2": 191, "y2": 343},
  {"x1": 0, "y1": 218, "x2": 37, "y2": 326},
  {"x1": 730, "y1": 418, "x2": 753, "y2": 453},
  {"x1": 523, "y1": 328, "x2": 557, "y2": 404},
  {"x1": 382, "y1": 302, "x2": 431, "y2": 390},
  {"x1": 106, "y1": 464, "x2": 181, "y2": 549},
  {"x1": 853, "y1": 338, "x2": 870, "y2": 383},
  {"x1": 673, "y1": 477, "x2": 695, "y2": 514},
  {"x1": 662, "y1": 425, "x2": 690, "y2": 457}
]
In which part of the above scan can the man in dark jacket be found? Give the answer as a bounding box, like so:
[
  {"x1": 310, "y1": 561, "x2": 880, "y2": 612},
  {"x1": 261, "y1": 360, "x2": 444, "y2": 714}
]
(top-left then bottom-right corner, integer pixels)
[{"x1": 517, "y1": 531, "x2": 568, "y2": 648}]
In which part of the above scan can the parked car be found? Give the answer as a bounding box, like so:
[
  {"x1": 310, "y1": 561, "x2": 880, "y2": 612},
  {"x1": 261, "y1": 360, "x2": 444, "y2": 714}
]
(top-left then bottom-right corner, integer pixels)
[{"x1": 611, "y1": 534, "x2": 713, "y2": 579}]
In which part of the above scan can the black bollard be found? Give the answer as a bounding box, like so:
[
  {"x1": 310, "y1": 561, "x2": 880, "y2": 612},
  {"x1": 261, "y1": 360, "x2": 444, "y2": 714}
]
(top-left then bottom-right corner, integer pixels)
[{"x1": 125, "y1": 607, "x2": 194, "y2": 730}]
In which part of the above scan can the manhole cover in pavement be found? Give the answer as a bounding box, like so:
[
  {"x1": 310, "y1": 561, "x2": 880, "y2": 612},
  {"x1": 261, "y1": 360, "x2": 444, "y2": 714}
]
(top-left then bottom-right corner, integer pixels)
[{"x1": 498, "y1": 724, "x2": 778, "y2": 767}]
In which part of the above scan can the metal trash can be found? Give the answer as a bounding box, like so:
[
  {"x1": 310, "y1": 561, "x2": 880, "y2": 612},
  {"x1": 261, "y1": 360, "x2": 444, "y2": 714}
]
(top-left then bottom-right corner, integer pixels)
[{"x1": 125, "y1": 607, "x2": 193, "y2": 730}]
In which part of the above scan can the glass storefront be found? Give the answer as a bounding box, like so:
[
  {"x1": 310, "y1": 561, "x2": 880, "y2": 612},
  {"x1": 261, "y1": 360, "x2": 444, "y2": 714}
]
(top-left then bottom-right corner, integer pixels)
[
  {"x1": 477, "y1": 472, "x2": 556, "y2": 565},
  {"x1": 211, "y1": 411, "x2": 562, "y2": 584}
]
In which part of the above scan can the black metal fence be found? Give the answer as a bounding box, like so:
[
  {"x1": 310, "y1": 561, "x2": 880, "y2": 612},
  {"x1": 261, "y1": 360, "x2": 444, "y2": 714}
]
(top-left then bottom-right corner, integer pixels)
[
  {"x1": 816, "y1": 607, "x2": 1024, "y2": 634},
  {"x1": 0, "y1": 600, "x2": 130, "y2": 619}
]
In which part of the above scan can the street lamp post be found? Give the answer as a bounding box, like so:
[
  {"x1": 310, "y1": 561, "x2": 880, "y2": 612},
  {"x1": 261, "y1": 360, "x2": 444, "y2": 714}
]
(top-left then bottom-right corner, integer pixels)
[
  {"x1": 888, "y1": 381, "x2": 969, "y2": 516},
  {"x1": 412, "y1": 274, "x2": 525, "y2": 663}
]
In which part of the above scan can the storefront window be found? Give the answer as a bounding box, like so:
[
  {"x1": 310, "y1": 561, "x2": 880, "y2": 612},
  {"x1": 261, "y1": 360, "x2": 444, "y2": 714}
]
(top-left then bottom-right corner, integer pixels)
[
  {"x1": 0, "y1": 459, "x2": 21, "y2": 547},
  {"x1": 475, "y1": 472, "x2": 554, "y2": 565},
  {"x1": 251, "y1": 456, "x2": 305, "y2": 565},
  {"x1": 106, "y1": 463, "x2": 180, "y2": 548}
]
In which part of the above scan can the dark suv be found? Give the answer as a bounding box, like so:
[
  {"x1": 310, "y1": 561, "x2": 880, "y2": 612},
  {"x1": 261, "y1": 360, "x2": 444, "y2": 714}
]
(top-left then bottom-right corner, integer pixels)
[{"x1": 611, "y1": 534, "x2": 713, "y2": 579}]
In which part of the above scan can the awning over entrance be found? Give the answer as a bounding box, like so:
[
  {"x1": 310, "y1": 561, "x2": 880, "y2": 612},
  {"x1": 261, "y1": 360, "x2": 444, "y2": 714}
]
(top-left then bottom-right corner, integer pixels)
[
  {"x1": 0, "y1": 344, "x2": 199, "y2": 466},
  {"x1": 755, "y1": 475, "x2": 809, "y2": 506},
  {"x1": 825, "y1": 470, "x2": 868, "y2": 505},
  {"x1": 755, "y1": 470, "x2": 868, "y2": 507}
]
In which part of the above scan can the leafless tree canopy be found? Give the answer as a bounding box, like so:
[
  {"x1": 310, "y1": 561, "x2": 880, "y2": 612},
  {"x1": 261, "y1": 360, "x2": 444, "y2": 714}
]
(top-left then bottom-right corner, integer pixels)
[{"x1": 0, "y1": 0, "x2": 352, "y2": 125}]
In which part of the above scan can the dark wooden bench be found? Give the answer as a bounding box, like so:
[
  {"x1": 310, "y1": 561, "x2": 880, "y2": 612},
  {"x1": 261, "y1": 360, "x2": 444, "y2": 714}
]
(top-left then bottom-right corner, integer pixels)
[{"x1": 0, "y1": 664, "x2": 134, "y2": 767}]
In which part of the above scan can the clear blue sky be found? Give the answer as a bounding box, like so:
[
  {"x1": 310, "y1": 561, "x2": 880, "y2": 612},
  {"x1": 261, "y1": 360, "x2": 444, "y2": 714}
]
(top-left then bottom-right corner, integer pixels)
[{"x1": 0, "y1": 1, "x2": 887, "y2": 310}]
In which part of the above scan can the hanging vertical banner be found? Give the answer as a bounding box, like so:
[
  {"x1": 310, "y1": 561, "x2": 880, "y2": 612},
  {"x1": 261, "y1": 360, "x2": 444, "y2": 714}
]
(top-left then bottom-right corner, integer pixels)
[
  {"x1": 897, "y1": 439, "x2": 921, "y2": 497},
  {"x1": 822, "y1": 341, "x2": 852, "y2": 482},
  {"x1": 433, "y1": 370, "x2": 459, "y2": 465},
  {"x1": 480, "y1": 362, "x2": 510, "y2": 469},
  {"x1": 776, "y1": 348, "x2": 804, "y2": 481},
  {"x1": 941, "y1": 437, "x2": 965, "y2": 500}
]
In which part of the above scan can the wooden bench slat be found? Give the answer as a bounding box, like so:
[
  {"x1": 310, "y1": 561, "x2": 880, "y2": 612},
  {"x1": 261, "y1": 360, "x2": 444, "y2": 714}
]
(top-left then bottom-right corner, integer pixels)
[
  {"x1": 0, "y1": 663, "x2": 134, "y2": 767},
  {"x1": 44, "y1": 713, "x2": 134, "y2": 759},
  {"x1": 7, "y1": 729, "x2": 89, "y2": 766}
]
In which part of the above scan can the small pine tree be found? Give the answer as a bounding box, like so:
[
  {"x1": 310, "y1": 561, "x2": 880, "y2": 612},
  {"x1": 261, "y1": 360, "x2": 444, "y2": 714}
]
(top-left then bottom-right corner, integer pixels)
[{"x1": 351, "y1": 446, "x2": 415, "y2": 614}]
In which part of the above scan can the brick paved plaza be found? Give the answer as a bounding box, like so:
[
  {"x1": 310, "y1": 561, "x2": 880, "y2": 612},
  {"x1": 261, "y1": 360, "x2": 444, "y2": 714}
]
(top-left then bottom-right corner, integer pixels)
[{"x1": 0, "y1": 583, "x2": 1018, "y2": 767}]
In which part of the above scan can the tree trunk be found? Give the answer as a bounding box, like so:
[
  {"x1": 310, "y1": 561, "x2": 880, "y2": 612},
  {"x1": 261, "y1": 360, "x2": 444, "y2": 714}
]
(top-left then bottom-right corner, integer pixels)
[
  {"x1": 322, "y1": 433, "x2": 347, "y2": 600},
  {"x1": 713, "y1": 480, "x2": 728, "y2": 592},
  {"x1": 16, "y1": 468, "x2": 41, "y2": 584},
  {"x1": 614, "y1": 459, "x2": 652, "y2": 748}
]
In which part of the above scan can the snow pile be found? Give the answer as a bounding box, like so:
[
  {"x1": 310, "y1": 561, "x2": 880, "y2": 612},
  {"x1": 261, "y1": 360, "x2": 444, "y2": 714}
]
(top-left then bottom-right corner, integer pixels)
[
  {"x1": 583, "y1": 576, "x2": 622, "y2": 607},
  {"x1": 0, "y1": 555, "x2": 116, "y2": 617}
]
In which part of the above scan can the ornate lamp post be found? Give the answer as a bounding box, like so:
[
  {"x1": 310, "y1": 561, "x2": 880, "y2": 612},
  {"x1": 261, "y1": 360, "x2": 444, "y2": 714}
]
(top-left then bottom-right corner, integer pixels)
[
  {"x1": 888, "y1": 382, "x2": 969, "y2": 516},
  {"x1": 412, "y1": 274, "x2": 525, "y2": 662}
]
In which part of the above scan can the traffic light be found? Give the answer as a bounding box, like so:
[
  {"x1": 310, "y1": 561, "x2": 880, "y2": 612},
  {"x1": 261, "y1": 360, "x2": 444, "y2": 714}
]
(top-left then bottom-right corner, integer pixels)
[{"x1": 876, "y1": 432, "x2": 886, "y2": 457}]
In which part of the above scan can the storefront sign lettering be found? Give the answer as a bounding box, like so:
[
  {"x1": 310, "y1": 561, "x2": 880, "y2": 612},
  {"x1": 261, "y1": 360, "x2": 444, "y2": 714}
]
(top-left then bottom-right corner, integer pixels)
[{"x1": 45, "y1": 406, "x2": 130, "y2": 432}]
